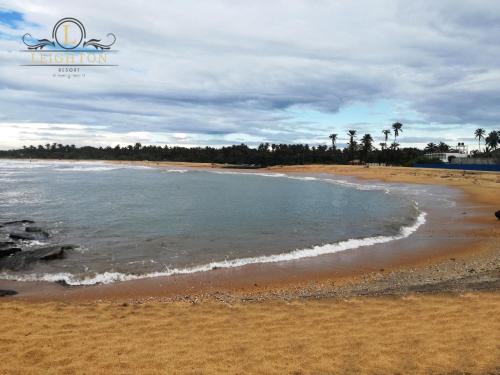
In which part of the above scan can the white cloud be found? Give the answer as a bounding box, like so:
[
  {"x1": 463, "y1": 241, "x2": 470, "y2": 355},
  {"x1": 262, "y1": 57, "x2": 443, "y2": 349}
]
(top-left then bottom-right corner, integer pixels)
[{"x1": 0, "y1": 0, "x2": 499, "y2": 150}]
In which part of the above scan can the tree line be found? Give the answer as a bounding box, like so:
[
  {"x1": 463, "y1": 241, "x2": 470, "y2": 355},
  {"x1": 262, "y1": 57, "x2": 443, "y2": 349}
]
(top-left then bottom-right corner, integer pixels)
[{"x1": 1, "y1": 123, "x2": 498, "y2": 167}]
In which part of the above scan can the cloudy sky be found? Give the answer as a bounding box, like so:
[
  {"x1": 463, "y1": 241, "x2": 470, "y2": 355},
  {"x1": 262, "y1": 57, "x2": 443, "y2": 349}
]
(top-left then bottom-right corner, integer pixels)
[{"x1": 0, "y1": 1, "x2": 499, "y2": 150}]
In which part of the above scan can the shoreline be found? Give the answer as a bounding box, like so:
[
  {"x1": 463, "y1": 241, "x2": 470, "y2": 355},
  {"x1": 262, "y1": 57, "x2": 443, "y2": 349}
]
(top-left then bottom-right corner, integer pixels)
[{"x1": 0, "y1": 160, "x2": 498, "y2": 302}]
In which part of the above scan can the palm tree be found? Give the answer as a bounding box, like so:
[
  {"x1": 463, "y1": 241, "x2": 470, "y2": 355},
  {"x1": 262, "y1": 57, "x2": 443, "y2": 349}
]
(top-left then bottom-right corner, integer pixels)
[
  {"x1": 392, "y1": 122, "x2": 403, "y2": 142},
  {"x1": 425, "y1": 142, "x2": 437, "y2": 153},
  {"x1": 390, "y1": 142, "x2": 399, "y2": 150},
  {"x1": 347, "y1": 130, "x2": 357, "y2": 146},
  {"x1": 329, "y1": 133, "x2": 338, "y2": 149},
  {"x1": 361, "y1": 134, "x2": 373, "y2": 151},
  {"x1": 474, "y1": 128, "x2": 486, "y2": 152},
  {"x1": 485, "y1": 130, "x2": 499, "y2": 151},
  {"x1": 347, "y1": 130, "x2": 357, "y2": 159},
  {"x1": 382, "y1": 129, "x2": 391, "y2": 143},
  {"x1": 360, "y1": 134, "x2": 373, "y2": 161},
  {"x1": 437, "y1": 142, "x2": 450, "y2": 152}
]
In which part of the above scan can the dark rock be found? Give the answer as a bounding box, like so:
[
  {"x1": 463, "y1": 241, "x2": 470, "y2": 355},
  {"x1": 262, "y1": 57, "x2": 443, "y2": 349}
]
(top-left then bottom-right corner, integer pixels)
[
  {"x1": 0, "y1": 290, "x2": 18, "y2": 297},
  {"x1": 9, "y1": 230, "x2": 49, "y2": 241},
  {"x1": 0, "y1": 241, "x2": 16, "y2": 249},
  {"x1": 0, "y1": 245, "x2": 69, "y2": 271},
  {"x1": 22, "y1": 227, "x2": 51, "y2": 240},
  {"x1": 495, "y1": 210, "x2": 500, "y2": 220},
  {"x1": 25, "y1": 226, "x2": 43, "y2": 233},
  {"x1": 3, "y1": 220, "x2": 35, "y2": 225},
  {"x1": 32, "y1": 246, "x2": 66, "y2": 260},
  {"x1": 9, "y1": 232, "x2": 37, "y2": 241},
  {"x1": 0, "y1": 248, "x2": 22, "y2": 257}
]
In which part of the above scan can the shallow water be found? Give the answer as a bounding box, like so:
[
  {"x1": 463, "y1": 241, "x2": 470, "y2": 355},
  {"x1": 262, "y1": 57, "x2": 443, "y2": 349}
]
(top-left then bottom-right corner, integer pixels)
[{"x1": 0, "y1": 160, "x2": 433, "y2": 285}]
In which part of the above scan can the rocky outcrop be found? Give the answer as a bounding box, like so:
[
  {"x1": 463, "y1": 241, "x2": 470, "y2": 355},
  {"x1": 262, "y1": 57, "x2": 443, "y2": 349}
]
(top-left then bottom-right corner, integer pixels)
[
  {"x1": 2, "y1": 220, "x2": 35, "y2": 225},
  {"x1": 35, "y1": 245, "x2": 74, "y2": 260},
  {"x1": 25, "y1": 226, "x2": 44, "y2": 233},
  {"x1": 0, "y1": 245, "x2": 74, "y2": 271},
  {"x1": 3, "y1": 220, "x2": 50, "y2": 242},
  {"x1": 9, "y1": 232, "x2": 37, "y2": 241},
  {"x1": 0, "y1": 241, "x2": 16, "y2": 249},
  {"x1": 0, "y1": 248, "x2": 21, "y2": 257},
  {"x1": 0, "y1": 219, "x2": 77, "y2": 273},
  {"x1": 9, "y1": 230, "x2": 49, "y2": 241}
]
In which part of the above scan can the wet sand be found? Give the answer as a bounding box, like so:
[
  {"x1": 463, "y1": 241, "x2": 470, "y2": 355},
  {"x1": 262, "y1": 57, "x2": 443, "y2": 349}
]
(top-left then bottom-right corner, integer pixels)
[{"x1": 1, "y1": 162, "x2": 499, "y2": 374}]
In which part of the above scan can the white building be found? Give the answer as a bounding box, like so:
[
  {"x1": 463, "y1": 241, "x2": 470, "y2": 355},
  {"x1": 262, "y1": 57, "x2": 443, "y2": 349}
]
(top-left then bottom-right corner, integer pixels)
[
  {"x1": 424, "y1": 143, "x2": 469, "y2": 163},
  {"x1": 424, "y1": 152, "x2": 465, "y2": 163}
]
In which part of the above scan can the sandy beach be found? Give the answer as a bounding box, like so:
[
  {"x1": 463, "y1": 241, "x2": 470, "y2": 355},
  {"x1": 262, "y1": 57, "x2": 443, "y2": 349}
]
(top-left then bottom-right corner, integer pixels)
[
  {"x1": 1, "y1": 163, "x2": 499, "y2": 374},
  {"x1": 1, "y1": 293, "x2": 499, "y2": 374}
]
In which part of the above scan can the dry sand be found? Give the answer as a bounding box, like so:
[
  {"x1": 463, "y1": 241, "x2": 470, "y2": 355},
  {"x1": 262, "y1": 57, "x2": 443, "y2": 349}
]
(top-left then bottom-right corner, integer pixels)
[
  {"x1": 1, "y1": 162, "x2": 499, "y2": 374},
  {"x1": 1, "y1": 293, "x2": 499, "y2": 375}
]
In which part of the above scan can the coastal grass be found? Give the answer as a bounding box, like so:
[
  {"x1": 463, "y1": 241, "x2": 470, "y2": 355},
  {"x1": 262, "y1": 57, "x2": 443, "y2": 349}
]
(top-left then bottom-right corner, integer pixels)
[{"x1": 1, "y1": 293, "x2": 499, "y2": 374}]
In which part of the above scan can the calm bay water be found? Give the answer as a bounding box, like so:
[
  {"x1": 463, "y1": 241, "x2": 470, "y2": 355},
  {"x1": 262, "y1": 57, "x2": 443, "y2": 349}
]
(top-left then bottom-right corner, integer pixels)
[{"x1": 0, "y1": 160, "x2": 424, "y2": 285}]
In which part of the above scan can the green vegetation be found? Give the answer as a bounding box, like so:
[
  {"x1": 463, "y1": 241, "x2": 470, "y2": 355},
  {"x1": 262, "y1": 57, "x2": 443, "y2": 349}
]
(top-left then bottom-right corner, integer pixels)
[{"x1": 1, "y1": 125, "x2": 499, "y2": 167}]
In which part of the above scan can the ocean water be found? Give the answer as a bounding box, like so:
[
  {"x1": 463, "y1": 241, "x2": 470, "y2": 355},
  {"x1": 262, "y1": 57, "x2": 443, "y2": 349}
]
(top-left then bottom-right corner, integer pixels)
[{"x1": 0, "y1": 160, "x2": 426, "y2": 285}]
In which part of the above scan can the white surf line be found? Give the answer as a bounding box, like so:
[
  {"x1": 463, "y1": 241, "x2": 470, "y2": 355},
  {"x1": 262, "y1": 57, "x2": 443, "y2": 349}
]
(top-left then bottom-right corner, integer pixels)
[{"x1": 0, "y1": 211, "x2": 426, "y2": 286}]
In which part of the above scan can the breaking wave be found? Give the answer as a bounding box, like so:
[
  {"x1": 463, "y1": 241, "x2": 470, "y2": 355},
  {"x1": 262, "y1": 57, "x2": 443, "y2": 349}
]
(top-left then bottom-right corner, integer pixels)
[{"x1": 0, "y1": 211, "x2": 426, "y2": 286}]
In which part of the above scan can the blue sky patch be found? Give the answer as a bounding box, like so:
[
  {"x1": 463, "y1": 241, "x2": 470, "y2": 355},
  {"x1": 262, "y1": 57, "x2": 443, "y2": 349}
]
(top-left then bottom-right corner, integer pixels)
[{"x1": 0, "y1": 10, "x2": 24, "y2": 28}]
